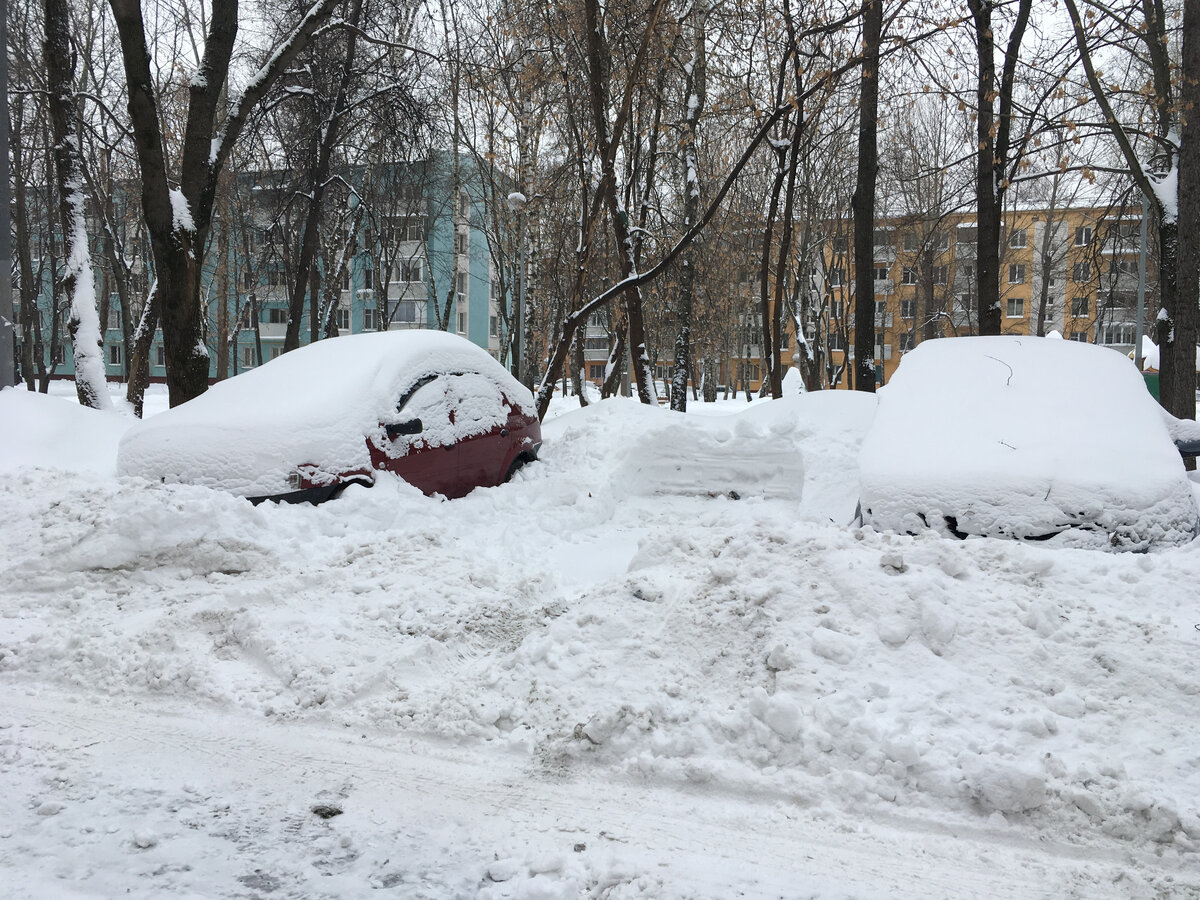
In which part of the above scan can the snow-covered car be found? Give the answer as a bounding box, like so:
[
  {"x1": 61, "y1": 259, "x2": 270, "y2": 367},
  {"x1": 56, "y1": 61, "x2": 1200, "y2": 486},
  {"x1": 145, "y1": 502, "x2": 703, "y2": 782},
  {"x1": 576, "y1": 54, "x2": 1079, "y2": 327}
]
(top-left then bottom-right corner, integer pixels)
[
  {"x1": 858, "y1": 336, "x2": 1199, "y2": 550},
  {"x1": 118, "y1": 331, "x2": 542, "y2": 502}
]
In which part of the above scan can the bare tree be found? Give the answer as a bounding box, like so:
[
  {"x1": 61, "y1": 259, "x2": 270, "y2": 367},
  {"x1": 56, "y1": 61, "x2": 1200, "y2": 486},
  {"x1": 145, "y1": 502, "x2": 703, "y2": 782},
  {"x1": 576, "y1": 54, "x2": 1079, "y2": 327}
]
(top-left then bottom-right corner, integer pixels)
[
  {"x1": 108, "y1": 0, "x2": 339, "y2": 407},
  {"x1": 1063, "y1": 0, "x2": 1196, "y2": 423}
]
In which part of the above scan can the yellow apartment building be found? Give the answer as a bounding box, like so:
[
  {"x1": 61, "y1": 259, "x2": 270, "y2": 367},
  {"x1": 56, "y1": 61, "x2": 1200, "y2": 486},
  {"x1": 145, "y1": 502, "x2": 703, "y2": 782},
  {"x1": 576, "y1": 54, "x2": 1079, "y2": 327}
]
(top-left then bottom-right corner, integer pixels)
[{"x1": 816, "y1": 203, "x2": 1151, "y2": 388}]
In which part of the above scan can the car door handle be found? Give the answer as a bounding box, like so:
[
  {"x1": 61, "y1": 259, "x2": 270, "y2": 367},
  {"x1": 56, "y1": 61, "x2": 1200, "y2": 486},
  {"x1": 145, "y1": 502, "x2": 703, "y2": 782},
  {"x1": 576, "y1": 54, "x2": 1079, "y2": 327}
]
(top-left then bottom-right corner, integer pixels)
[{"x1": 501, "y1": 428, "x2": 509, "y2": 436}]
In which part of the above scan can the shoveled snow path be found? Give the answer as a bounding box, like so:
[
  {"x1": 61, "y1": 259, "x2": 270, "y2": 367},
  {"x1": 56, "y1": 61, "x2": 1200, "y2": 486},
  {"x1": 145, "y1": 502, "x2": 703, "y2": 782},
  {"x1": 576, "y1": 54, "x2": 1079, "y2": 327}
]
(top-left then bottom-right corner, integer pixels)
[{"x1": 2, "y1": 689, "x2": 1175, "y2": 900}]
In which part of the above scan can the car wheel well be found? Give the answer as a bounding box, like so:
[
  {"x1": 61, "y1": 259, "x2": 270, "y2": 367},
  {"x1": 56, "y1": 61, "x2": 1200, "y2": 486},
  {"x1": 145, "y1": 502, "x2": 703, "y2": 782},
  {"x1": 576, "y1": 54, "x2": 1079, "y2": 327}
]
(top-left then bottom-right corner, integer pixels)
[
  {"x1": 330, "y1": 477, "x2": 375, "y2": 500},
  {"x1": 504, "y1": 452, "x2": 536, "y2": 483}
]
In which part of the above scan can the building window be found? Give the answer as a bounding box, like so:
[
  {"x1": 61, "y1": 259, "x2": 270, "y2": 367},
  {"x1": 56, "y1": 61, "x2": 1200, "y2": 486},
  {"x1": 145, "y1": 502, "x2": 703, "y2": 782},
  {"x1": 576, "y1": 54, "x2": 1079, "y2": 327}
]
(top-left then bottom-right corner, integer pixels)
[
  {"x1": 960, "y1": 262, "x2": 975, "y2": 281},
  {"x1": 363, "y1": 307, "x2": 376, "y2": 331},
  {"x1": 335, "y1": 308, "x2": 350, "y2": 331},
  {"x1": 873, "y1": 265, "x2": 889, "y2": 282},
  {"x1": 490, "y1": 315, "x2": 499, "y2": 338},
  {"x1": 828, "y1": 267, "x2": 845, "y2": 287},
  {"x1": 490, "y1": 278, "x2": 501, "y2": 301},
  {"x1": 342, "y1": 269, "x2": 351, "y2": 291},
  {"x1": 1100, "y1": 321, "x2": 1137, "y2": 345},
  {"x1": 827, "y1": 332, "x2": 843, "y2": 351},
  {"x1": 1006, "y1": 297, "x2": 1024, "y2": 318},
  {"x1": 1071, "y1": 296, "x2": 1089, "y2": 317},
  {"x1": 267, "y1": 270, "x2": 287, "y2": 287},
  {"x1": 875, "y1": 332, "x2": 893, "y2": 361},
  {"x1": 829, "y1": 300, "x2": 844, "y2": 320},
  {"x1": 271, "y1": 347, "x2": 283, "y2": 360},
  {"x1": 457, "y1": 311, "x2": 466, "y2": 333},
  {"x1": 899, "y1": 333, "x2": 915, "y2": 353},
  {"x1": 1109, "y1": 258, "x2": 1138, "y2": 277},
  {"x1": 1008, "y1": 263, "x2": 1026, "y2": 284},
  {"x1": 900, "y1": 299, "x2": 916, "y2": 319},
  {"x1": 932, "y1": 265, "x2": 947, "y2": 285},
  {"x1": 901, "y1": 266, "x2": 918, "y2": 285},
  {"x1": 108, "y1": 344, "x2": 121, "y2": 365},
  {"x1": 584, "y1": 336, "x2": 609, "y2": 350},
  {"x1": 872, "y1": 228, "x2": 891, "y2": 247},
  {"x1": 455, "y1": 231, "x2": 468, "y2": 255},
  {"x1": 932, "y1": 232, "x2": 949, "y2": 252},
  {"x1": 388, "y1": 216, "x2": 423, "y2": 244},
  {"x1": 155, "y1": 344, "x2": 165, "y2": 367},
  {"x1": 107, "y1": 308, "x2": 121, "y2": 330},
  {"x1": 1008, "y1": 228, "x2": 1027, "y2": 249},
  {"x1": 1069, "y1": 331, "x2": 1088, "y2": 342},
  {"x1": 267, "y1": 307, "x2": 287, "y2": 325},
  {"x1": 459, "y1": 191, "x2": 471, "y2": 219},
  {"x1": 399, "y1": 259, "x2": 423, "y2": 283},
  {"x1": 588, "y1": 363, "x2": 606, "y2": 380},
  {"x1": 1074, "y1": 225, "x2": 1092, "y2": 246},
  {"x1": 390, "y1": 300, "x2": 419, "y2": 324},
  {"x1": 957, "y1": 225, "x2": 978, "y2": 244},
  {"x1": 1072, "y1": 261, "x2": 1091, "y2": 282},
  {"x1": 363, "y1": 268, "x2": 373, "y2": 290},
  {"x1": 903, "y1": 232, "x2": 919, "y2": 253},
  {"x1": 243, "y1": 270, "x2": 255, "y2": 290},
  {"x1": 456, "y1": 272, "x2": 467, "y2": 301},
  {"x1": 832, "y1": 235, "x2": 848, "y2": 253},
  {"x1": 241, "y1": 346, "x2": 255, "y2": 368}
]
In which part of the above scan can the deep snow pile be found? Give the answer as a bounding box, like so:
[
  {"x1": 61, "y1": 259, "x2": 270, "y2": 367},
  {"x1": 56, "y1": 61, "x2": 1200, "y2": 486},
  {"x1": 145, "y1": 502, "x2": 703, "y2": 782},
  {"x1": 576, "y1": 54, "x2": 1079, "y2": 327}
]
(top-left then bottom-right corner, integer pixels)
[{"x1": 2, "y1": 382, "x2": 1199, "y2": 898}]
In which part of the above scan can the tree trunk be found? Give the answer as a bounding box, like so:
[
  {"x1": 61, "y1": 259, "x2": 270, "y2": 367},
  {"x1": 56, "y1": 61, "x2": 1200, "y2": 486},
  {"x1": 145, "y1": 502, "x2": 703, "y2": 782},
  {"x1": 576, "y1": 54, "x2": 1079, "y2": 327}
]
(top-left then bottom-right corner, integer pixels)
[
  {"x1": 109, "y1": 0, "x2": 338, "y2": 406},
  {"x1": 852, "y1": 0, "x2": 882, "y2": 391},
  {"x1": 44, "y1": 0, "x2": 111, "y2": 409},
  {"x1": 672, "y1": 4, "x2": 705, "y2": 412},
  {"x1": 969, "y1": 0, "x2": 1031, "y2": 336},
  {"x1": 1169, "y1": 0, "x2": 1200, "y2": 425},
  {"x1": 10, "y1": 106, "x2": 43, "y2": 390},
  {"x1": 126, "y1": 284, "x2": 158, "y2": 419}
]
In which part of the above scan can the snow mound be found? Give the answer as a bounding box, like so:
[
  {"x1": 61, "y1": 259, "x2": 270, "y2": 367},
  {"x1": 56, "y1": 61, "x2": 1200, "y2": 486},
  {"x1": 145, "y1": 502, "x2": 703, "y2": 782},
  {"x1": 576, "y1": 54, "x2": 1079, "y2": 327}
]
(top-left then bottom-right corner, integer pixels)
[
  {"x1": 859, "y1": 336, "x2": 1198, "y2": 549},
  {"x1": 0, "y1": 386, "x2": 133, "y2": 474}
]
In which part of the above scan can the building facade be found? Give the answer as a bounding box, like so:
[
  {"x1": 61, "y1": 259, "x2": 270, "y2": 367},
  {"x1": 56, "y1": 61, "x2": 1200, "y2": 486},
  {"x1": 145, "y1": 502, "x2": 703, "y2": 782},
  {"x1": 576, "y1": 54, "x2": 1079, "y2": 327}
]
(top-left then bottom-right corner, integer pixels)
[
  {"x1": 815, "y1": 202, "x2": 1152, "y2": 388},
  {"x1": 19, "y1": 154, "x2": 512, "y2": 384}
]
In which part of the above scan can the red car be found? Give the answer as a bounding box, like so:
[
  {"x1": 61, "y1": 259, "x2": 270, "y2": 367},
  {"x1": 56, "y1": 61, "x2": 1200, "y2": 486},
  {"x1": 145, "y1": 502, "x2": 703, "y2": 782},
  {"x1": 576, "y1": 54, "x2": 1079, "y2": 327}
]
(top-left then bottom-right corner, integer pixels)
[{"x1": 118, "y1": 331, "x2": 541, "y2": 503}]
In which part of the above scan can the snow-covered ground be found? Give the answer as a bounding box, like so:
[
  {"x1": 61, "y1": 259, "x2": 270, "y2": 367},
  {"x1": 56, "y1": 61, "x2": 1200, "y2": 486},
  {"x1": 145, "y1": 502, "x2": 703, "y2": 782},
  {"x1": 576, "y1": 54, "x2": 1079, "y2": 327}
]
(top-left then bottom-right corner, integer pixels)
[{"x1": 2, "y1": 380, "x2": 1200, "y2": 899}]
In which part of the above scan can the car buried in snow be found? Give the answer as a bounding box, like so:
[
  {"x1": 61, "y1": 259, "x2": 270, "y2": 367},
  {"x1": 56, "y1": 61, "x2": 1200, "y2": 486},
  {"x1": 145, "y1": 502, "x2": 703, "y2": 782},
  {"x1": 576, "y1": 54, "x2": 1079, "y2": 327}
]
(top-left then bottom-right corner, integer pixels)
[
  {"x1": 117, "y1": 331, "x2": 542, "y2": 503},
  {"x1": 857, "y1": 335, "x2": 1199, "y2": 550}
]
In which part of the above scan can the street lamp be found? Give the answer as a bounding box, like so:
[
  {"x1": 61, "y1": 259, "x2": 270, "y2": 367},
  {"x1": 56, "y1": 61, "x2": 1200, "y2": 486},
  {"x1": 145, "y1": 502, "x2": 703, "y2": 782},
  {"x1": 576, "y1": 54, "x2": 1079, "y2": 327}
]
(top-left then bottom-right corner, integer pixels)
[{"x1": 506, "y1": 190, "x2": 527, "y2": 387}]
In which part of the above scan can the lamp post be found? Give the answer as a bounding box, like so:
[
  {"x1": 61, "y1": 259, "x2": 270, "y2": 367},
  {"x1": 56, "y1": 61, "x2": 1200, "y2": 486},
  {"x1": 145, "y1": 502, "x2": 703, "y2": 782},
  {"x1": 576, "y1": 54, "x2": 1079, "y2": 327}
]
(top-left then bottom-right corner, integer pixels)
[{"x1": 506, "y1": 190, "x2": 527, "y2": 387}]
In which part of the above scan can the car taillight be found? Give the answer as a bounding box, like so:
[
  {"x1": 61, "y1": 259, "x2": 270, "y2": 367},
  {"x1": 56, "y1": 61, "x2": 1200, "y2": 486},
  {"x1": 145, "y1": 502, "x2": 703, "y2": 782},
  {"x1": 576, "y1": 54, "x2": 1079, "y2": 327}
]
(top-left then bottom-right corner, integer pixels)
[{"x1": 286, "y1": 472, "x2": 302, "y2": 490}]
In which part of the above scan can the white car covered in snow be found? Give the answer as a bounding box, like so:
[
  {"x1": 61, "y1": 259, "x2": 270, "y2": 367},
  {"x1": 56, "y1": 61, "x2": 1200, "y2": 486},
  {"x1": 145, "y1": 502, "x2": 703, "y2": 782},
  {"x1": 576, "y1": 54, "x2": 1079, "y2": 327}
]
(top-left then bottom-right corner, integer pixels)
[
  {"x1": 858, "y1": 336, "x2": 1199, "y2": 550},
  {"x1": 117, "y1": 330, "x2": 542, "y2": 502}
]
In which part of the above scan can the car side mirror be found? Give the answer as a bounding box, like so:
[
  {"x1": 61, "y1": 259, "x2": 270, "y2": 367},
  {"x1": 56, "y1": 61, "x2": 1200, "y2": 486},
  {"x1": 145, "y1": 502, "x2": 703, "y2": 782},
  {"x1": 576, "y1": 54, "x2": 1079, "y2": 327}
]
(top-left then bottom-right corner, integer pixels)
[{"x1": 386, "y1": 418, "x2": 422, "y2": 439}]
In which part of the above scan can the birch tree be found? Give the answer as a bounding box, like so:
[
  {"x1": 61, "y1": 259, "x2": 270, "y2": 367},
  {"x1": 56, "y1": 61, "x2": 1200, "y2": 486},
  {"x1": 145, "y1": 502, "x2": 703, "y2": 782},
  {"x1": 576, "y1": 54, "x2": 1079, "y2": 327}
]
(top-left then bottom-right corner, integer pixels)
[{"x1": 43, "y1": 0, "x2": 111, "y2": 409}]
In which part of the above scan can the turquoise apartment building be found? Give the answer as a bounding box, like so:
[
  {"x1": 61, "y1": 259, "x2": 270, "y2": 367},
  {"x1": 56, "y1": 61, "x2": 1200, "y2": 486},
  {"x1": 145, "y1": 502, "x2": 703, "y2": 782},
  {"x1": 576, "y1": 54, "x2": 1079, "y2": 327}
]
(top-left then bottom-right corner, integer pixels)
[{"x1": 20, "y1": 152, "x2": 510, "y2": 384}]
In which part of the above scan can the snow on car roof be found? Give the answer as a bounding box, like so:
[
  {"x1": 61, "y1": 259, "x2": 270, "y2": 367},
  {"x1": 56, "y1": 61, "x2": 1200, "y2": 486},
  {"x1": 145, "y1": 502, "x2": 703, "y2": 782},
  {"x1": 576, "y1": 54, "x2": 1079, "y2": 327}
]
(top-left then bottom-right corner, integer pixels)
[
  {"x1": 118, "y1": 331, "x2": 532, "y2": 497},
  {"x1": 858, "y1": 336, "x2": 1198, "y2": 549}
]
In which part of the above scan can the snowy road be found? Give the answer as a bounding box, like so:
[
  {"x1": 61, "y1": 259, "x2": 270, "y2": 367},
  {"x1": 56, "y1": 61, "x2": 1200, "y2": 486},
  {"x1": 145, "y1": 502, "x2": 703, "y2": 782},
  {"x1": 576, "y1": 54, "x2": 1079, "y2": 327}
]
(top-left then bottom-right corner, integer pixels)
[
  {"x1": 2, "y1": 385, "x2": 1199, "y2": 898},
  {"x1": 4, "y1": 689, "x2": 1177, "y2": 899}
]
